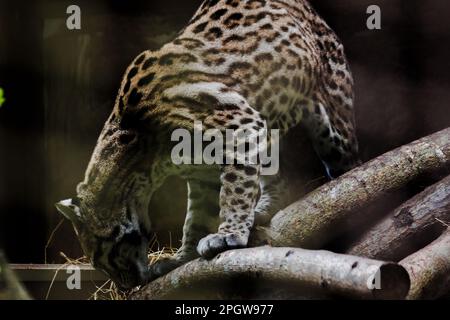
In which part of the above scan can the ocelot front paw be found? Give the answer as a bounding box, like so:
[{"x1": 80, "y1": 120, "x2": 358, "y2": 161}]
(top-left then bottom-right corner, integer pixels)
[{"x1": 197, "y1": 232, "x2": 248, "y2": 259}]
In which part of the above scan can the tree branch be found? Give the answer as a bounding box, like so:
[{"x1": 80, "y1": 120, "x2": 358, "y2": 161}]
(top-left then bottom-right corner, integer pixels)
[
  {"x1": 131, "y1": 247, "x2": 410, "y2": 300},
  {"x1": 250, "y1": 128, "x2": 450, "y2": 249},
  {"x1": 346, "y1": 175, "x2": 450, "y2": 261},
  {"x1": 400, "y1": 229, "x2": 450, "y2": 300}
]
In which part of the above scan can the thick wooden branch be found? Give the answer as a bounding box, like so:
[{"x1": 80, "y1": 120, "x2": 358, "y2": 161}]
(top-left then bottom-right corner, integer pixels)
[
  {"x1": 346, "y1": 175, "x2": 450, "y2": 261},
  {"x1": 250, "y1": 128, "x2": 450, "y2": 249},
  {"x1": 400, "y1": 229, "x2": 450, "y2": 300},
  {"x1": 131, "y1": 247, "x2": 410, "y2": 300}
]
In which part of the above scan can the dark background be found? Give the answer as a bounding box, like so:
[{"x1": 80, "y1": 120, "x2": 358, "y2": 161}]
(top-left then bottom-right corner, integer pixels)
[{"x1": 0, "y1": 0, "x2": 449, "y2": 263}]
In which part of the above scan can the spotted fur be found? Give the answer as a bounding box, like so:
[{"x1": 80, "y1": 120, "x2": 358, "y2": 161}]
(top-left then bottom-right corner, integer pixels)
[{"x1": 56, "y1": 0, "x2": 359, "y2": 289}]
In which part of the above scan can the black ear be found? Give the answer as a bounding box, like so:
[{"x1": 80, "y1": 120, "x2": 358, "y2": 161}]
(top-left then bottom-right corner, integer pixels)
[{"x1": 55, "y1": 198, "x2": 83, "y2": 228}]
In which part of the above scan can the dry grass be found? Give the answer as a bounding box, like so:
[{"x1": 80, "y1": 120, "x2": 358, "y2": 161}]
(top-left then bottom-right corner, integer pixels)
[
  {"x1": 44, "y1": 218, "x2": 64, "y2": 264},
  {"x1": 45, "y1": 252, "x2": 90, "y2": 299},
  {"x1": 89, "y1": 245, "x2": 178, "y2": 300},
  {"x1": 89, "y1": 279, "x2": 128, "y2": 300},
  {"x1": 46, "y1": 232, "x2": 178, "y2": 300},
  {"x1": 45, "y1": 218, "x2": 179, "y2": 300}
]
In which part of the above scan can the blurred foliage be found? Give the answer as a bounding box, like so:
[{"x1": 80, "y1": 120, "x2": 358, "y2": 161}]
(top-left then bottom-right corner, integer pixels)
[
  {"x1": 0, "y1": 251, "x2": 31, "y2": 300},
  {"x1": 0, "y1": 87, "x2": 5, "y2": 107}
]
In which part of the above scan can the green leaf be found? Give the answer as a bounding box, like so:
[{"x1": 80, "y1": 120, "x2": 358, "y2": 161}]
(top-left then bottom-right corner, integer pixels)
[{"x1": 0, "y1": 87, "x2": 5, "y2": 107}]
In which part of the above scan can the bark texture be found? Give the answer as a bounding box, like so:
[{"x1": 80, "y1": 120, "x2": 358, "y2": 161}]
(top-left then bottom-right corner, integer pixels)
[
  {"x1": 400, "y1": 229, "x2": 450, "y2": 300},
  {"x1": 347, "y1": 175, "x2": 450, "y2": 261},
  {"x1": 131, "y1": 247, "x2": 410, "y2": 300}
]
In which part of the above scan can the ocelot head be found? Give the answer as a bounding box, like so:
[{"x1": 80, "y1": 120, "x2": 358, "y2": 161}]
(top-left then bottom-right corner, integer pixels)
[
  {"x1": 53, "y1": 115, "x2": 159, "y2": 289},
  {"x1": 55, "y1": 197, "x2": 151, "y2": 289}
]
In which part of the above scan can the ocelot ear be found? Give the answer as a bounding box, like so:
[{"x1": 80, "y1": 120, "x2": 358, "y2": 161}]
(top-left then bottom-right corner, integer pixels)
[{"x1": 55, "y1": 198, "x2": 83, "y2": 228}]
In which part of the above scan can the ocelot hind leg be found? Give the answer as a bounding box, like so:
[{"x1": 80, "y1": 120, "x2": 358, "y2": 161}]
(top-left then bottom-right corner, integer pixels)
[{"x1": 303, "y1": 100, "x2": 360, "y2": 179}]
